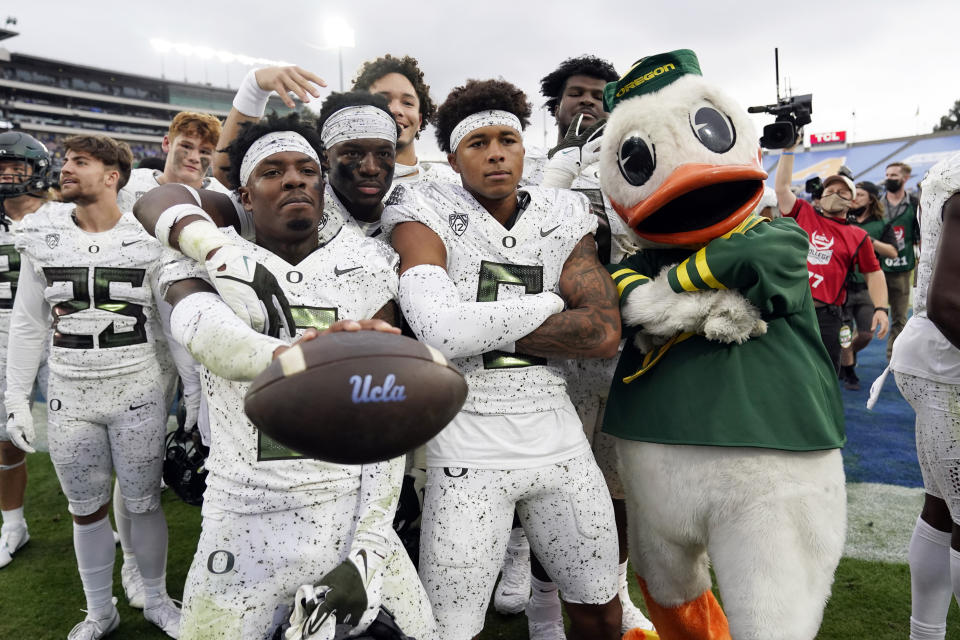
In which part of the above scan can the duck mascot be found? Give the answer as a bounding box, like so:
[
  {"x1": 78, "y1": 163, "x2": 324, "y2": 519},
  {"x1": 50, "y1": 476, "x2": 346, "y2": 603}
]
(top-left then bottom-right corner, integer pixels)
[{"x1": 597, "y1": 50, "x2": 847, "y2": 640}]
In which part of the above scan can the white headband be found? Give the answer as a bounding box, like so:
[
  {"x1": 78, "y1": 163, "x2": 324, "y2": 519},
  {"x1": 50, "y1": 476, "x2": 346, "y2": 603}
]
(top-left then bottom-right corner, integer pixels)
[
  {"x1": 239, "y1": 131, "x2": 321, "y2": 186},
  {"x1": 320, "y1": 105, "x2": 398, "y2": 148},
  {"x1": 449, "y1": 110, "x2": 522, "y2": 152}
]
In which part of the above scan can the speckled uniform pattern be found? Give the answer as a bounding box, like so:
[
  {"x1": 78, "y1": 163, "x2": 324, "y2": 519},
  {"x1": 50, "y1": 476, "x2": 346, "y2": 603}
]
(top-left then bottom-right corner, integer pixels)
[
  {"x1": 180, "y1": 499, "x2": 434, "y2": 640},
  {"x1": 563, "y1": 166, "x2": 641, "y2": 499},
  {"x1": 896, "y1": 372, "x2": 960, "y2": 516},
  {"x1": 0, "y1": 212, "x2": 49, "y2": 440},
  {"x1": 381, "y1": 182, "x2": 598, "y2": 416},
  {"x1": 47, "y1": 364, "x2": 166, "y2": 515},
  {"x1": 116, "y1": 168, "x2": 232, "y2": 214},
  {"x1": 14, "y1": 205, "x2": 167, "y2": 515},
  {"x1": 168, "y1": 226, "x2": 437, "y2": 639},
  {"x1": 419, "y1": 452, "x2": 618, "y2": 639},
  {"x1": 162, "y1": 225, "x2": 398, "y2": 513}
]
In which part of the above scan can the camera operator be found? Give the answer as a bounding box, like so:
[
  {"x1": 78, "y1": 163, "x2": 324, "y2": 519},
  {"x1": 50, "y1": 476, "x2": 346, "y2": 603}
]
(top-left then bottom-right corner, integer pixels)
[{"x1": 775, "y1": 143, "x2": 889, "y2": 372}]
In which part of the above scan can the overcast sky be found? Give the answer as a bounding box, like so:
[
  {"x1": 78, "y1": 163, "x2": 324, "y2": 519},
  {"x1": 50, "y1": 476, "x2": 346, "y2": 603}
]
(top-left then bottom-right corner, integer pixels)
[{"x1": 5, "y1": 0, "x2": 958, "y2": 160}]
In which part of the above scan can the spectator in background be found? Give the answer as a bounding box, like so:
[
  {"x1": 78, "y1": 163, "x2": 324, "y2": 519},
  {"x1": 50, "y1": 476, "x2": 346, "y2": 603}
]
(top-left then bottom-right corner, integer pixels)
[
  {"x1": 888, "y1": 153, "x2": 960, "y2": 640},
  {"x1": 838, "y1": 181, "x2": 898, "y2": 389},
  {"x1": 882, "y1": 161, "x2": 921, "y2": 359},
  {"x1": 775, "y1": 146, "x2": 889, "y2": 372}
]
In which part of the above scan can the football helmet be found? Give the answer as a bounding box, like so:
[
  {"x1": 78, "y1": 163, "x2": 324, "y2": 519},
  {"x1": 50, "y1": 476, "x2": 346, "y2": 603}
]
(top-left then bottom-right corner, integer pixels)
[
  {"x1": 162, "y1": 394, "x2": 209, "y2": 506},
  {"x1": 0, "y1": 131, "x2": 54, "y2": 199}
]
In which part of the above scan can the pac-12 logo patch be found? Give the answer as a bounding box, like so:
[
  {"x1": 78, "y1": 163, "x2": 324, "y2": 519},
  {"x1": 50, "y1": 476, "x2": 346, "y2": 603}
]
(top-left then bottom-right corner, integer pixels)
[
  {"x1": 449, "y1": 213, "x2": 468, "y2": 236},
  {"x1": 45, "y1": 233, "x2": 59, "y2": 248}
]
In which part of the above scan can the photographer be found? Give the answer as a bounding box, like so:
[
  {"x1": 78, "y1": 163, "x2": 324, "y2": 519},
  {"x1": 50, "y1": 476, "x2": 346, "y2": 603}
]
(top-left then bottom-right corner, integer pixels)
[
  {"x1": 882, "y1": 161, "x2": 921, "y2": 359},
  {"x1": 839, "y1": 181, "x2": 898, "y2": 389},
  {"x1": 775, "y1": 143, "x2": 889, "y2": 372}
]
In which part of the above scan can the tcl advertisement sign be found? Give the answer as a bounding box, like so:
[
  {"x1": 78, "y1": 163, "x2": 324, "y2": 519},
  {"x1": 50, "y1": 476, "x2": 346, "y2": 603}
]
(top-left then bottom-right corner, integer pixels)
[{"x1": 810, "y1": 131, "x2": 847, "y2": 145}]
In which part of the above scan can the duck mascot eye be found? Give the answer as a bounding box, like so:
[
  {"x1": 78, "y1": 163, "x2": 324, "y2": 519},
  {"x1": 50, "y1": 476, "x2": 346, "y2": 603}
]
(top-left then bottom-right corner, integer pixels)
[{"x1": 600, "y1": 50, "x2": 847, "y2": 640}]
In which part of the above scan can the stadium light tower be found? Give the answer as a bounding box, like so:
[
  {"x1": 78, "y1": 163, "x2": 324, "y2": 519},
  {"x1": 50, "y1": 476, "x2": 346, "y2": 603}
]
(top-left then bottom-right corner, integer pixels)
[{"x1": 323, "y1": 17, "x2": 355, "y2": 91}]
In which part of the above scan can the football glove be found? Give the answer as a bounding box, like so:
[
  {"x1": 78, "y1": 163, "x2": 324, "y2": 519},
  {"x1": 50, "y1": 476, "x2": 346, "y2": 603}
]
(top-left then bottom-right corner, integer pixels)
[
  {"x1": 542, "y1": 115, "x2": 607, "y2": 188},
  {"x1": 285, "y1": 552, "x2": 383, "y2": 640},
  {"x1": 6, "y1": 404, "x2": 36, "y2": 454},
  {"x1": 205, "y1": 244, "x2": 295, "y2": 339}
]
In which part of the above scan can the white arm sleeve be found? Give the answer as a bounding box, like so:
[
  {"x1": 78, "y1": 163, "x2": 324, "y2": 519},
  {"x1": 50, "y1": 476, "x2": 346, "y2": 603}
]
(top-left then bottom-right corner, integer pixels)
[
  {"x1": 169, "y1": 291, "x2": 285, "y2": 382},
  {"x1": 5, "y1": 255, "x2": 50, "y2": 412},
  {"x1": 398, "y1": 264, "x2": 564, "y2": 360},
  {"x1": 348, "y1": 456, "x2": 404, "y2": 574}
]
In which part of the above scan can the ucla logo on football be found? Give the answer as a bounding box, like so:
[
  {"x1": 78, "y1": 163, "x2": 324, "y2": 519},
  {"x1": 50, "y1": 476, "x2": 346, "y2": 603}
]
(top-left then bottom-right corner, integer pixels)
[{"x1": 350, "y1": 374, "x2": 407, "y2": 403}]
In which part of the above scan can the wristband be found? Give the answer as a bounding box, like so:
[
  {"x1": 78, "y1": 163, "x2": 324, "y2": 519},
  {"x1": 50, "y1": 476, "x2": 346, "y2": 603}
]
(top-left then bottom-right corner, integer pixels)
[
  {"x1": 782, "y1": 152, "x2": 794, "y2": 156},
  {"x1": 155, "y1": 203, "x2": 213, "y2": 249},
  {"x1": 233, "y1": 68, "x2": 272, "y2": 118},
  {"x1": 874, "y1": 307, "x2": 889, "y2": 315},
  {"x1": 177, "y1": 218, "x2": 229, "y2": 263}
]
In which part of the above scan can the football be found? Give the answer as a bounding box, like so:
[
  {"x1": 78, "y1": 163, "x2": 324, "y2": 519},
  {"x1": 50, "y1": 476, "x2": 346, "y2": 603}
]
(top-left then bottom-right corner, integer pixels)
[{"x1": 244, "y1": 331, "x2": 468, "y2": 464}]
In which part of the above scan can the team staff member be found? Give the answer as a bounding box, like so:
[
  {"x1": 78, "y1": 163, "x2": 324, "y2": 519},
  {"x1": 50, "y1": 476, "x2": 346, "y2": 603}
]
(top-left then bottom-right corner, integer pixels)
[
  {"x1": 839, "y1": 180, "x2": 898, "y2": 389},
  {"x1": 881, "y1": 161, "x2": 921, "y2": 359},
  {"x1": 775, "y1": 146, "x2": 889, "y2": 372}
]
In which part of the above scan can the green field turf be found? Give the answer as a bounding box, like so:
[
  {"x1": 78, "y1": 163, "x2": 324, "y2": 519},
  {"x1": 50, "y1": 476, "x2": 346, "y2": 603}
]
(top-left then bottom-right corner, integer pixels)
[{"x1": 3, "y1": 452, "x2": 958, "y2": 639}]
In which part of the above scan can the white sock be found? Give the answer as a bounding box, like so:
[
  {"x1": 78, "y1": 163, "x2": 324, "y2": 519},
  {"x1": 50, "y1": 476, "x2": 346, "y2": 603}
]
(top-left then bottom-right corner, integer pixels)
[
  {"x1": 1, "y1": 506, "x2": 25, "y2": 526},
  {"x1": 908, "y1": 516, "x2": 952, "y2": 640},
  {"x1": 113, "y1": 479, "x2": 135, "y2": 557},
  {"x1": 73, "y1": 516, "x2": 116, "y2": 620},
  {"x1": 618, "y1": 561, "x2": 635, "y2": 602},
  {"x1": 129, "y1": 507, "x2": 169, "y2": 606},
  {"x1": 526, "y1": 575, "x2": 562, "y2": 624},
  {"x1": 950, "y1": 548, "x2": 960, "y2": 615}
]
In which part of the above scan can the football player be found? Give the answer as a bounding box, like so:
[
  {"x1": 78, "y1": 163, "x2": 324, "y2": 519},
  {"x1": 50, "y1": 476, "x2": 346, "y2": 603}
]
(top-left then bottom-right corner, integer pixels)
[
  {"x1": 0, "y1": 131, "x2": 55, "y2": 569},
  {"x1": 383, "y1": 79, "x2": 623, "y2": 640},
  {"x1": 4, "y1": 135, "x2": 180, "y2": 639},
  {"x1": 115, "y1": 110, "x2": 229, "y2": 612},
  {"x1": 352, "y1": 54, "x2": 458, "y2": 186},
  {"x1": 497, "y1": 56, "x2": 655, "y2": 637},
  {"x1": 118, "y1": 111, "x2": 232, "y2": 211},
  {"x1": 132, "y1": 112, "x2": 436, "y2": 640}
]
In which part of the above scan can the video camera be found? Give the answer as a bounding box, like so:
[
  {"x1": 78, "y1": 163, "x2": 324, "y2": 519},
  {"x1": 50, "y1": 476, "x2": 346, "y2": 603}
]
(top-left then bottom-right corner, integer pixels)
[
  {"x1": 747, "y1": 48, "x2": 813, "y2": 149},
  {"x1": 748, "y1": 94, "x2": 813, "y2": 150}
]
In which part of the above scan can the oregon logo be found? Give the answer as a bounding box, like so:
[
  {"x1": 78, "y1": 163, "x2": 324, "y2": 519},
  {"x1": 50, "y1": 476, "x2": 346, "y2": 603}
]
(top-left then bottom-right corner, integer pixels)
[{"x1": 616, "y1": 63, "x2": 677, "y2": 98}]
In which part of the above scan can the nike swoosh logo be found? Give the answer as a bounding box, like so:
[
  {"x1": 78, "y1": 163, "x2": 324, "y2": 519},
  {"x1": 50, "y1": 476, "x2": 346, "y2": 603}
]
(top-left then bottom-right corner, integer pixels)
[
  {"x1": 334, "y1": 266, "x2": 362, "y2": 276},
  {"x1": 129, "y1": 402, "x2": 151, "y2": 411},
  {"x1": 540, "y1": 225, "x2": 561, "y2": 237},
  {"x1": 121, "y1": 240, "x2": 141, "y2": 247}
]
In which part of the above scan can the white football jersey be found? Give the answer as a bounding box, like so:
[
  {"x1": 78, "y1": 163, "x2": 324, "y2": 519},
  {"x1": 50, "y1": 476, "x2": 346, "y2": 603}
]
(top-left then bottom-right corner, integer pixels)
[
  {"x1": 192, "y1": 225, "x2": 400, "y2": 513},
  {"x1": 15, "y1": 205, "x2": 164, "y2": 379},
  {"x1": 382, "y1": 182, "x2": 597, "y2": 415},
  {"x1": 117, "y1": 168, "x2": 232, "y2": 212},
  {"x1": 0, "y1": 203, "x2": 61, "y2": 340}
]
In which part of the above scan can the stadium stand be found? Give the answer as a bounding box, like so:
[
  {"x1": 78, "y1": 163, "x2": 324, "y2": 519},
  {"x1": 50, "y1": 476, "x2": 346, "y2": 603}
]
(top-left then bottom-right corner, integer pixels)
[{"x1": 764, "y1": 130, "x2": 960, "y2": 192}]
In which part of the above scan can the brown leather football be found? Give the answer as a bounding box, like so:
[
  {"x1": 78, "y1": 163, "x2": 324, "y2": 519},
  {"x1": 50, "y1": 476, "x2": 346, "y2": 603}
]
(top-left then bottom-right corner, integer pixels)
[{"x1": 244, "y1": 331, "x2": 467, "y2": 464}]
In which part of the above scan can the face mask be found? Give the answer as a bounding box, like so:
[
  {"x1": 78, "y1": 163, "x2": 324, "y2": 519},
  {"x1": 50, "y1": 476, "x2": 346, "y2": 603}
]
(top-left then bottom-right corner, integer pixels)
[
  {"x1": 820, "y1": 192, "x2": 851, "y2": 214},
  {"x1": 885, "y1": 178, "x2": 903, "y2": 192},
  {"x1": 847, "y1": 206, "x2": 866, "y2": 218}
]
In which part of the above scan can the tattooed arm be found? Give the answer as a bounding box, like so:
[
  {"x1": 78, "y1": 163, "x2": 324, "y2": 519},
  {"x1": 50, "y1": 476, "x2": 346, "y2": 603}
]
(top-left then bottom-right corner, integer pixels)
[{"x1": 515, "y1": 234, "x2": 621, "y2": 359}]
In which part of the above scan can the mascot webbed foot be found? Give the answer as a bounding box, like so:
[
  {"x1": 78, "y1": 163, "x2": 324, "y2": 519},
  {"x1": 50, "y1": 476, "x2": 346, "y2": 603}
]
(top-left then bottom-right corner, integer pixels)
[{"x1": 638, "y1": 577, "x2": 731, "y2": 640}]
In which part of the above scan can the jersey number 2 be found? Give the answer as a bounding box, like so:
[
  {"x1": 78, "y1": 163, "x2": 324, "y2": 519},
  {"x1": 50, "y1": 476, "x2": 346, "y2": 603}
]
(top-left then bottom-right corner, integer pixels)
[{"x1": 477, "y1": 261, "x2": 546, "y2": 369}]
